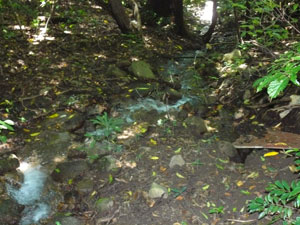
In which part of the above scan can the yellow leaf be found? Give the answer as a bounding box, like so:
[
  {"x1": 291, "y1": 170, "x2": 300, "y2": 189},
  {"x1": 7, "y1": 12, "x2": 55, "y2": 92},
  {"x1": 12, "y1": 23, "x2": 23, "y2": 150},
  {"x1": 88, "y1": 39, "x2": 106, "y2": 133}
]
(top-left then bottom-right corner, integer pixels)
[
  {"x1": 48, "y1": 113, "x2": 59, "y2": 119},
  {"x1": 150, "y1": 156, "x2": 159, "y2": 160},
  {"x1": 274, "y1": 142, "x2": 287, "y2": 146},
  {"x1": 127, "y1": 191, "x2": 132, "y2": 196},
  {"x1": 175, "y1": 45, "x2": 182, "y2": 50},
  {"x1": 30, "y1": 132, "x2": 40, "y2": 137},
  {"x1": 23, "y1": 128, "x2": 30, "y2": 132},
  {"x1": 289, "y1": 165, "x2": 299, "y2": 173},
  {"x1": 264, "y1": 151, "x2": 279, "y2": 157},
  {"x1": 216, "y1": 104, "x2": 223, "y2": 111},
  {"x1": 152, "y1": 171, "x2": 156, "y2": 176},
  {"x1": 250, "y1": 115, "x2": 256, "y2": 120},
  {"x1": 68, "y1": 179, "x2": 73, "y2": 185},
  {"x1": 103, "y1": 19, "x2": 109, "y2": 24},
  {"x1": 202, "y1": 184, "x2": 210, "y2": 190},
  {"x1": 206, "y1": 43, "x2": 212, "y2": 50},
  {"x1": 150, "y1": 139, "x2": 157, "y2": 145},
  {"x1": 68, "y1": 114, "x2": 75, "y2": 119},
  {"x1": 91, "y1": 191, "x2": 97, "y2": 196},
  {"x1": 174, "y1": 147, "x2": 181, "y2": 153},
  {"x1": 236, "y1": 180, "x2": 244, "y2": 187},
  {"x1": 176, "y1": 172, "x2": 185, "y2": 178},
  {"x1": 160, "y1": 166, "x2": 167, "y2": 172}
]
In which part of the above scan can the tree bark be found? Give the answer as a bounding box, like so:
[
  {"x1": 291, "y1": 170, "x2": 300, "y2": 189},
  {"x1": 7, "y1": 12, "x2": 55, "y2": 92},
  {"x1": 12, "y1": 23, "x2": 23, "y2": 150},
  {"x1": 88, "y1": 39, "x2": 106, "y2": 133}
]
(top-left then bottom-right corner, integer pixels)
[
  {"x1": 109, "y1": 0, "x2": 131, "y2": 33},
  {"x1": 202, "y1": 0, "x2": 217, "y2": 43},
  {"x1": 148, "y1": 0, "x2": 188, "y2": 36},
  {"x1": 173, "y1": 0, "x2": 188, "y2": 36}
]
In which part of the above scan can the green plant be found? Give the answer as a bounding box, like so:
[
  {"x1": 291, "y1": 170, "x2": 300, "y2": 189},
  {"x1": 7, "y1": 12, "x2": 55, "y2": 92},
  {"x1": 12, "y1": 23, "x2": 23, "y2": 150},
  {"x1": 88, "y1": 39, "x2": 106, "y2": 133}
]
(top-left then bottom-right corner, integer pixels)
[
  {"x1": 248, "y1": 180, "x2": 300, "y2": 224},
  {"x1": 85, "y1": 112, "x2": 123, "y2": 141},
  {"x1": 253, "y1": 42, "x2": 300, "y2": 99},
  {"x1": 0, "y1": 119, "x2": 14, "y2": 143},
  {"x1": 284, "y1": 148, "x2": 300, "y2": 172},
  {"x1": 209, "y1": 206, "x2": 224, "y2": 214}
]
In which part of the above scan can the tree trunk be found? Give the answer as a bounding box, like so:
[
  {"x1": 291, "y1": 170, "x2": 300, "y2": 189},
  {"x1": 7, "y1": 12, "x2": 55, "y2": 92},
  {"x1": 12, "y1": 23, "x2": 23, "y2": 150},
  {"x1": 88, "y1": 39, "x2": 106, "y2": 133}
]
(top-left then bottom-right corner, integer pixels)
[
  {"x1": 202, "y1": 0, "x2": 217, "y2": 43},
  {"x1": 148, "y1": 0, "x2": 187, "y2": 36},
  {"x1": 109, "y1": 0, "x2": 131, "y2": 33},
  {"x1": 173, "y1": 0, "x2": 188, "y2": 36}
]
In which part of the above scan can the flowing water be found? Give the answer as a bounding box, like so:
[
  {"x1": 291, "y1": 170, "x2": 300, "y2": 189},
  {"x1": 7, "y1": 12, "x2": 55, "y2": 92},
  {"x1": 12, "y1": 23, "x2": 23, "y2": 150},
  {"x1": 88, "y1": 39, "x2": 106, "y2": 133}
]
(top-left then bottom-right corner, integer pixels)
[{"x1": 6, "y1": 162, "x2": 50, "y2": 225}]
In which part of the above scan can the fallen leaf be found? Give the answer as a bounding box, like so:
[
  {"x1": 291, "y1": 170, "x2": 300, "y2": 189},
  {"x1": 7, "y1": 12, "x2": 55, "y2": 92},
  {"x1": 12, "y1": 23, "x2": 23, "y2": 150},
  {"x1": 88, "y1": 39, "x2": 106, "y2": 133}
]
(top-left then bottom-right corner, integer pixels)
[
  {"x1": 250, "y1": 115, "x2": 256, "y2": 120},
  {"x1": 236, "y1": 180, "x2": 244, "y2": 187},
  {"x1": 274, "y1": 142, "x2": 287, "y2": 146},
  {"x1": 289, "y1": 165, "x2": 299, "y2": 173},
  {"x1": 23, "y1": 128, "x2": 30, "y2": 132},
  {"x1": 160, "y1": 166, "x2": 167, "y2": 172},
  {"x1": 30, "y1": 132, "x2": 40, "y2": 137},
  {"x1": 48, "y1": 113, "x2": 59, "y2": 118},
  {"x1": 150, "y1": 139, "x2": 157, "y2": 145},
  {"x1": 249, "y1": 185, "x2": 256, "y2": 190},
  {"x1": 150, "y1": 156, "x2": 159, "y2": 160},
  {"x1": 176, "y1": 195, "x2": 184, "y2": 201},
  {"x1": 202, "y1": 184, "x2": 210, "y2": 190},
  {"x1": 174, "y1": 147, "x2": 181, "y2": 153},
  {"x1": 264, "y1": 151, "x2": 279, "y2": 157},
  {"x1": 176, "y1": 172, "x2": 185, "y2": 178},
  {"x1": 247, "y1": 172, "x2": 259, "y2": 179}
]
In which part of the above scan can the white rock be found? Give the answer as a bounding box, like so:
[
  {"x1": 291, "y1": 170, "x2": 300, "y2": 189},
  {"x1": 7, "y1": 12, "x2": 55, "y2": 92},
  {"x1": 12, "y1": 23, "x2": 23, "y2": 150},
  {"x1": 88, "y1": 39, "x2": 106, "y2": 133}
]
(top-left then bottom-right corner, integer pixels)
[
  {"x1": 169, "y1": 155, "x2": 185, "y2": 168},
  {"x1": 148, "y1": 182, "x2": 168, "y2": 199}
]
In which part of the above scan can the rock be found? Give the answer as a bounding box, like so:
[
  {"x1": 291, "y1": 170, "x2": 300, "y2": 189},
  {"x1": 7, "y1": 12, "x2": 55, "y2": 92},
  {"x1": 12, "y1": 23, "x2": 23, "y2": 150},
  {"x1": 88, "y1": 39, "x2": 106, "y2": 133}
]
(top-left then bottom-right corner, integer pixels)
[
  {"x1": 243, "y1": 90, "x2": 251, "y2": 100},
  {"x1": 0, "y1": 155, "x2": 19, "y2": 175},
  {"x1": 21, "y1": 130, "x2": 73, "y2": 164},
  {"x1": 184, "y1": 116, "x2": 207, "y2": 137},
  {"x1": 51, "y1": 160, "x2": 89, "y2": 182},
  {"x1": 129, "y1": 61, "x2": 157, "y2": 80},
  {"x1": 106, "y1": 64, "x2": 130, "y2": 82},
  {"x1": 217, "y1": 141, "x2": 237, "y2": 158},
  {"x1": 102, "y1": 155, "x2": 118, "y2": 171},
  {"x1": 165, "y1": 87, "x2": 182, "y2": 101},
  {"x1": 169, "y1": 155, "x2": 185, "y2": 168},
  {"x1": 127, "y1": 82, "x2": 158, "y2": 98},
  {"x1": 131, "y1": 109, "x2": 160, "y2": 123},
  {"x1": 47, "y1": 216, "x2": 83, "y2": 225},
  {"x1": 148, "y1": 182, "x2": 168, "y2": 199},
  {"x1": 64, "y1": 112, "x2": 85, "y2": 132},
  {"x1": 206, "y1": 94, "x2": 218, "y2": 105},
  {"x1": 76, "y1": 178, "x2": 94, "y2": 194},
  {"x1": 0, "y1": 197, "x2": 24, "y2": 225},
  {"x1": 223, "y1": 49, "x2": 242, "y2": 63},
  {"x1": 116, "y1": 59, "x2": 131, "y2": 68},
  {"x1": 234, "y1": 108, "x2": 245, "y2": 120},
  {"x1": 95, "y1": 197, "x2": 114, "y2": 213}
]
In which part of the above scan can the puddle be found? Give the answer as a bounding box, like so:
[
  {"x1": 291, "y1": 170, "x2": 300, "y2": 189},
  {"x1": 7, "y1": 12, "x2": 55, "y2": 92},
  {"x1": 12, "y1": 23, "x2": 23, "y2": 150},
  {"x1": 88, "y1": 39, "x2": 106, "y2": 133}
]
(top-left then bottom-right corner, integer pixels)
[{"x1": 6, "y1": 162, "x2": 50, "y2": 225}]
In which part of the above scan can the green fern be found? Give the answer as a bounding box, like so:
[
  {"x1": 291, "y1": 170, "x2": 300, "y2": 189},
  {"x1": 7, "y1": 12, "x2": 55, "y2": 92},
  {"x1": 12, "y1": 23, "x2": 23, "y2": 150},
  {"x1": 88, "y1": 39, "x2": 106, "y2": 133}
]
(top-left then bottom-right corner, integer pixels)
[
  {"x1": 248, "y1": 180, "x2": 300, "y2": 224},
  {"x1": 253, "y1": 42, "x2": 300, "y2": 99}
]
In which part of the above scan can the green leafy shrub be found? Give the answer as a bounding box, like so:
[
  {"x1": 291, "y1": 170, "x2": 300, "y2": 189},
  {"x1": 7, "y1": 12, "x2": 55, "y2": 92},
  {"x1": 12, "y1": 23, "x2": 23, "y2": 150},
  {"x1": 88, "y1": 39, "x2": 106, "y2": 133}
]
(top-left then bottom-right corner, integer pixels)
[
  {"x1": 248, "y1": 180, "x2": 300, "y2": 224},
  {"x1": 253, "y1": 42, "x2": 300, "y2": 99},
  {"x1": 85, "y1": 112, "x2": 123, "y2": 141},
  {"x1": 0, "y1": 119, "x2": 14, "y2": 143}
]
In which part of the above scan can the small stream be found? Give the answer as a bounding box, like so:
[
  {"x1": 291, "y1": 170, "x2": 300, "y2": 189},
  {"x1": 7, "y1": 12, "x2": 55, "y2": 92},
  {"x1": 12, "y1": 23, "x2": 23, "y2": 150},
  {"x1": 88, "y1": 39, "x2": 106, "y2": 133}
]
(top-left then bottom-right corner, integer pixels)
[
  {"x1": 6, "y1": 162, "x2": 50, "y2": 225},
  {"x1": 3, "y1": 23, "x2": 213, "y2": 225}
]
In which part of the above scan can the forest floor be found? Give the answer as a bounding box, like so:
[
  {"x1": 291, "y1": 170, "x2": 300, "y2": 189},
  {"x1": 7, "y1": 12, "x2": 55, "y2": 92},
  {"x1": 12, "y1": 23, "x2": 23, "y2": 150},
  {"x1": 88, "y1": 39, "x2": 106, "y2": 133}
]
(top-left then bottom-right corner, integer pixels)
[{"x1": 1, "y1": 4, "x2": 300, "y2": 225}]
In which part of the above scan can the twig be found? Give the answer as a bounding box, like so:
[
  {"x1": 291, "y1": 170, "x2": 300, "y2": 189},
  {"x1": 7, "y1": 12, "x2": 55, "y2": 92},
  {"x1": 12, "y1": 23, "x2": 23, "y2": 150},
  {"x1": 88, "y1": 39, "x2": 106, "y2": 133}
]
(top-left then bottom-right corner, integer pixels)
[{"x1": 227, "y1": 218, "x2": 257, "y2": 223}]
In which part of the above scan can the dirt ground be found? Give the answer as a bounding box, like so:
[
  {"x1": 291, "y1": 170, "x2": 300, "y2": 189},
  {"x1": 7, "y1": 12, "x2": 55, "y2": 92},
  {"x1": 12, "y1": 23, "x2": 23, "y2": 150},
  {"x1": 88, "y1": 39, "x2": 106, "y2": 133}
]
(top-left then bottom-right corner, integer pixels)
[{"x1": 1, "y1": 4, "x2": 300, "y2": 225}]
